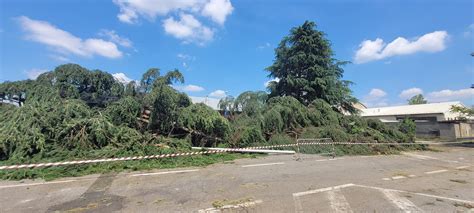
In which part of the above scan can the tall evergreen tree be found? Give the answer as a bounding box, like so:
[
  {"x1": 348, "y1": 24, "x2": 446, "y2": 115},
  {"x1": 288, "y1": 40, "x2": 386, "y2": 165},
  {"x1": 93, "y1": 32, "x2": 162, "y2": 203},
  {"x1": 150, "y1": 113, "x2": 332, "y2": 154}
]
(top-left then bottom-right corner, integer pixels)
[{"x1": 266, "y1": 21, "x2": 357, "y2": 113}]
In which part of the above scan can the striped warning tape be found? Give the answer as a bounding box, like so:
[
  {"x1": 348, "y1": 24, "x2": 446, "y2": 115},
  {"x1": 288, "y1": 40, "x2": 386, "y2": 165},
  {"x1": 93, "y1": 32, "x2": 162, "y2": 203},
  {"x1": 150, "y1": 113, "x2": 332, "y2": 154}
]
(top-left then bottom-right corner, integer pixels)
[
  {"x1": 0, "y1": 150, "x2": 227, "y2": 170},
  {"x1": 0, "y1": 140, "x2": 432, "y2": 170}
]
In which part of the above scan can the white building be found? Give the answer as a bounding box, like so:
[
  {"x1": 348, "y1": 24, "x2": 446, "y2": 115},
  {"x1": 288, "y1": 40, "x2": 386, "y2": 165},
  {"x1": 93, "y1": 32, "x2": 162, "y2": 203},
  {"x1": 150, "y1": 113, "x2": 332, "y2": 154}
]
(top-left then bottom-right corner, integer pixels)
[
  {"x1": 360, "y1": 101, "x2": 466, "y2": 122},
  {"x1": 360, "y1": 102, "x2": 473, "y2": 140}
]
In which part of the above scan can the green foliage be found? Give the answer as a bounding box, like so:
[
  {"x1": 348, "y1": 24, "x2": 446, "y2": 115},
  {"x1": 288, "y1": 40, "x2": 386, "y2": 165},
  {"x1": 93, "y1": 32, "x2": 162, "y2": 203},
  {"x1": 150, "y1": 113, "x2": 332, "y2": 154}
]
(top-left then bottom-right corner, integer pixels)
[
  {"x1": 105, "y1": 96, "x2": 141, "y2": 127},
  {"x1": 451, "y1": 105, "x2": 474, "y2": 119},
  {"x1": 35, "y1": 64, "x2": 125, "y2": 107},
  {"x1": 125, "y1": 81, "x2": 137, "y2": 97},
  {"x1": 177, "y1": 103, "x2": 231, "y2": 146},
  {"x1": 146, "y1": 69, "x2": 189, "y2": 134},
  {"x1": 408, "y1": 94, "x2": 427, "y2": 105},
  {"x1": 266, "y1": 21, "x2": 358, "y2": 113},
  {"x1": 267, "y1": 133, "x2": 294, "y2": 145},
  {"x1": 308, "y1": 99, "x2": 340, "y2": 126},
  {"x1": 233, "y1": 127, "x2": 266, "y2": 148},
  {"x1": 140, "y1": 68, "x2": 160, "y2": 93},
  {"x1": 0, "y1": 80, "x2": 60, "y2": 103},
  {"x1": 0, "y1": 99, "x2": 91, "y2": 161},
  {"x1": 266, "y1": 96, "x2": 310, "y2": 130},
  {"x1": 262, "y1": 108, "x2": 284, "y2": 135},
  {"x1": 234, "y1": 91, "x2": 267, "y2": 116},
  {"x1": 399, "y1": 118, "x2": 416, "y2": 141},
  {"x1": 301, "y1": 126, "x2": 350, "y2": 142},
  {"x1": 218, "y1": 95, "x2": 236, "y2": 117}
]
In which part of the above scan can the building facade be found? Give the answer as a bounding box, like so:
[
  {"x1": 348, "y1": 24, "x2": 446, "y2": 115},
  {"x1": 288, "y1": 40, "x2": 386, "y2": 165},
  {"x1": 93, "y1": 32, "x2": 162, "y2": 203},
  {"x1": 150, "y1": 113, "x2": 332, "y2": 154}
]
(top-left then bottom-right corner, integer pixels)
[{"x1": 360, "y1": 102, "x2": 473, "y2": 140}]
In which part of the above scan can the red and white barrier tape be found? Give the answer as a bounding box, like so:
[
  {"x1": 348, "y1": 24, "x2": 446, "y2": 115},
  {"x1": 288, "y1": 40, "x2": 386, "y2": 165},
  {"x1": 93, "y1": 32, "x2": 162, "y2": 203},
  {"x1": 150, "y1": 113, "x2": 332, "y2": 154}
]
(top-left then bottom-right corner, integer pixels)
[
  {"x1": 0, "y1": 150, "x2": 227, "y2": 170},
  {"x1": 0, "y1": 141, "x2": 427, "y2": 170}
]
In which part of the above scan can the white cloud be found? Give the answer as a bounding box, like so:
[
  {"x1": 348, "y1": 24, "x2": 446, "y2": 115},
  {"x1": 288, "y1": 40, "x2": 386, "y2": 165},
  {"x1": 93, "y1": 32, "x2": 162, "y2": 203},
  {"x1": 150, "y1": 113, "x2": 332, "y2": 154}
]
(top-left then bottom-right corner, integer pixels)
[
  {"x1": 175, "y1": 84, "x2": 205, "y2": 92},
  {"x1": 399, "y1": 87, "x2": 423, "y2": 99},
  {"x1": 163, "y1": 13, "x2": 214, "y2": 45},
  {"x1": 354, "y1": 31, "x2": 448, "y2": 64},
  {"x1": 112, "y1": 73, "x2": 133, "y2": 84},
  {"x1": 264, "y1": 77, "x2": 280, "y2": 87},
  {"x1": 209, "y1": 89, "x2": 226, "y2": 98},
  {"x1": 24, "y1": 68, "x2": 48, "y2": 80},
  {"x1": 367, "y1": 88, "x2": 387, "y2": 99},
  {"x1": 362, "y1": 88, "x2": 388, "y2": 107},
  {"x1": 427, "y1": 88, "x2": 474, "y2": 102},
  {"x1": 18, "y1": 16, "x2": 123, "y2": 59},
  {"x1": 113, "y1": 0, "x2": 201, "y2": 24},
  {"x1": 201, "y1": 0, "x2": 233, "y2": 25},
  {"x1": 113, "y1": 0, "x2": 233, "y2": 44},
  {"x1": 98, "y1": 29, "x2": 133, "y2": 48}
]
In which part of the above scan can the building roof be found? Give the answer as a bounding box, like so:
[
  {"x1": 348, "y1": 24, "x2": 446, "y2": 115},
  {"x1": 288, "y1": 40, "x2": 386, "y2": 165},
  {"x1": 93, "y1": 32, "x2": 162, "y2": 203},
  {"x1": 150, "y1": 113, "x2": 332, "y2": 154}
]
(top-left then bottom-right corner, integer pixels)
[{"x1": 360, "y1": 101, "x2": 465, "y2": 119}]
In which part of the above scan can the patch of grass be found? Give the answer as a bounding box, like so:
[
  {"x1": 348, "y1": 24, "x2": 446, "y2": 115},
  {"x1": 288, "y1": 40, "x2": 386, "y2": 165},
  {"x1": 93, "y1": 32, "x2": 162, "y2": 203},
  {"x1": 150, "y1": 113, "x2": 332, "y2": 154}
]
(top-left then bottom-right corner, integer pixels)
[
  {"x1": 450, "y1": 179, "x2": 468, "y2": 184},
  {"x1": 0, "y1": 153, "x2": 257, "y2": 181},
  {"x1": 392, "y1": 171, "x2": 409, "y2": 177},
  {"x1": 153, "y1": 198, "x2": 165, "y2": 205},
  {"x1": 240, "y1": 182, "x2": 269, "y2": 189},
  {"x1": 212, "y1": 197, "x2": 253, "y2": 208}
]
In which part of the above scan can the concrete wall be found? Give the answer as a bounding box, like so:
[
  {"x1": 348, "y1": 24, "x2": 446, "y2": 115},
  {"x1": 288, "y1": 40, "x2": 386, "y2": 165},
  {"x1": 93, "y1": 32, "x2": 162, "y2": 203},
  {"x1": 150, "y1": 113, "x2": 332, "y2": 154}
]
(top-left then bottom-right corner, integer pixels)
[
  {"x1": 438, "y1": 122, "x2": 474, "y2": 140},
  {"x1": 456, "y1": 122, "x2": 473, "y2": 138},
  {"x1": 415, "y1": 122, "x2": 440, "y2": 138}
]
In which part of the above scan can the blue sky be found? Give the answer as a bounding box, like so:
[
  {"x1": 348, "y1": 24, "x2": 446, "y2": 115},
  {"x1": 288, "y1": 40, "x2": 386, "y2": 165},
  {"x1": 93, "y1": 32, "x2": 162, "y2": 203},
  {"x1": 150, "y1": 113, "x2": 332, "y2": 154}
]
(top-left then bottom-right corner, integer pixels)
[{"x1": 1, "y1": 0, "x2": 473, "y2": 107}]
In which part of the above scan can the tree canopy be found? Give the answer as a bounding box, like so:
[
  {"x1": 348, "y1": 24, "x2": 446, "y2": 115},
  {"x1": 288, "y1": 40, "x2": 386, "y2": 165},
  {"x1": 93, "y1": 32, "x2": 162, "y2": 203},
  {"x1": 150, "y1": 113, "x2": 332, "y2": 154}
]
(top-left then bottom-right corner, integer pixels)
[
  {"x1": 408, "y1": 94, "x2": 427, "y2": 105},
  {"x1": 266, "y1": 21, "x2": 357, "y2": 113}
]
